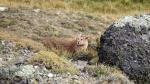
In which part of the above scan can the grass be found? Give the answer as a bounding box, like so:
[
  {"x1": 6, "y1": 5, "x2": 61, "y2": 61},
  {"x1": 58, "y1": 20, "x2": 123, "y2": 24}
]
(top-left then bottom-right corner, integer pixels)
[
  {"x1": 49, "y1": 48, "x2": 74, "y2": 59},
  {"x1": 0, "y1": 28, "x2": 46, "y2": 51},
  {"x1": 28, "y1": 50, "x2": 78, "y2": 74},
  {"x1": 0, "y1": 18, "x2": 17, "y2": 28},
  {"x1": 49, "y1": 45, "x2": 99, "y2": 63},
  {"x1": 85, "y1": 65, "x2": 134, "y2": 84},
  {"x1": 16, "y1": 38, "x2": 46, "y2": 51},
  {"x1": 0, "y1": 0, "x2": 149, "y2": 18}
]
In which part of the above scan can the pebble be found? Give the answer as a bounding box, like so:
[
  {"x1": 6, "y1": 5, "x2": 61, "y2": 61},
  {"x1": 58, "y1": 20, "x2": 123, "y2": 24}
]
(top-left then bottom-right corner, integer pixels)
[
  {"x1": 33, "y1": 9, "x2": 40, "y2": 13},
  {"x1": 48, "y1": 73, "x2": 54, "y2": 78},
  {"x1": 0, "y1": 7, "x2": 8, "y2": 11}
]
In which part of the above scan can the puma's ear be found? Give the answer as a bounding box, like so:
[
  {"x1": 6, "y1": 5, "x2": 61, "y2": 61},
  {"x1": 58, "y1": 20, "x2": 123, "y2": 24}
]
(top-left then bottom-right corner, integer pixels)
[
  {"x1": 76, "y1": 34, "x2": 82, "y2": 39},
  {"x1": 78, "y1": 34, "x2": 82, "y2": 37}
]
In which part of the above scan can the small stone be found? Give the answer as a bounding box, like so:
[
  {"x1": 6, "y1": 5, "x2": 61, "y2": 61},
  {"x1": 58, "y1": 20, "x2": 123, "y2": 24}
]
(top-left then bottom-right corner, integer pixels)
[
  {"x1": 33, "y1": 9, "x2": 40, "y2": 13},
  {"x1": 34, "y1": 66, "x2": 39, "y2": 69},
  {"x1": 72, "y1": 75, "x2": 78, "y2": 80},
  {"x1": 47, "y1": 73, "x2": 54, "y2": 78},
  {"x1": 0, "y1": 7, "x2": 8, "y2": 11},
  {"x1": 0, "y1": 58, "x2": 2, "y2": 62},
  {"x1": 67, "y1": 72, "x2": 71, "y2": 76}
]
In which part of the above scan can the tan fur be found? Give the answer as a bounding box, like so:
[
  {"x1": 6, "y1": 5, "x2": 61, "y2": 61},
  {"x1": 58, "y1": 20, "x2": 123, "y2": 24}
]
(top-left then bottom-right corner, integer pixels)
[{"x1": 42, "y1": 34, "x2": 88, "y2": 53}]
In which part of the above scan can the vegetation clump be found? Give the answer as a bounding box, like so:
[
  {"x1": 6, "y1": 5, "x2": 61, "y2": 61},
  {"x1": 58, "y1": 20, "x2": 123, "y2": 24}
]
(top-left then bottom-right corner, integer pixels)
[
  {"x1": 85, "y1": 65, "x2": 134, "y2": 84},
  {"x1": 0, "y1": 29, "x2": 46, "y2": 51},
  {"x1": 0, "y1": 18, "x2": 16, "y2": 28},
  {"x1": 28, "y1": 51, "x2": 78, "y2": 74}
]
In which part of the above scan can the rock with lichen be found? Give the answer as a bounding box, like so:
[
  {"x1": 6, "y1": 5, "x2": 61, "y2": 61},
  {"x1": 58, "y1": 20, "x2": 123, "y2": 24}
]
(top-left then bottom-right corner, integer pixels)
[{"x1": 99, "y1": 14, "x2": 150, "y2": 84}]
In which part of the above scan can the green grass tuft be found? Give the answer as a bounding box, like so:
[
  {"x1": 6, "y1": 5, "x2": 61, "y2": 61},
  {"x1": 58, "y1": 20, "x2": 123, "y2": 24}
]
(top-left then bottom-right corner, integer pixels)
[
  {"x1": 28, "y1": 50, "x2": 78, "y2": 74},
  {"x1": 0, "y1": 18, "x2": 17, "y2": 28},
  {"x1": 85, "y1": 65, "x2": 134, "y2": 83}
]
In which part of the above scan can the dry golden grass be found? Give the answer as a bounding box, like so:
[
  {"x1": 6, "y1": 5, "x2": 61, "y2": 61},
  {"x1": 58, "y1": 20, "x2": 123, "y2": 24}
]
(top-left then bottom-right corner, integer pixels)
[
  {"x1": 16, "y1": 38, "x2": 46, "y2": 51},
  {"x1": 49, "y1": 47, "x2": 74, "y2": 59},
  {"x1": 0, "y1": 28, "x2": 46, "y2": 51},
  {"x1": 0, "y1": 0, "x2": 149, "y2": 19}
]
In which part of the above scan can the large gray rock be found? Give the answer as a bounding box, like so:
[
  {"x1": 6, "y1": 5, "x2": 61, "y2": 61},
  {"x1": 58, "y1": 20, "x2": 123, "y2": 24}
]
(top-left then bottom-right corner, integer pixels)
[{"x1": 98, "y1": 14, "x2": 150, "y2": 84}]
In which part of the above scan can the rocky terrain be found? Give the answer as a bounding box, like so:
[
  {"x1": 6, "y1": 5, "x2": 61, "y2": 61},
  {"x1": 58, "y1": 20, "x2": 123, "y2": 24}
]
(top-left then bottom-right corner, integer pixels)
[
  {"x1": 0, "y1": 7, "x2": 134, "y2": 84},
  {"x1": 0, "y1": 40, "x2": 133, "y2": 84}
]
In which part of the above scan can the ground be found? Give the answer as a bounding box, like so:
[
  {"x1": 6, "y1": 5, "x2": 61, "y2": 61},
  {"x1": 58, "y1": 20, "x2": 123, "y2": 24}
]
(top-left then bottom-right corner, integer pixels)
[{"x1": 2, "y1": 1, "x2": 149, "y2": 82}]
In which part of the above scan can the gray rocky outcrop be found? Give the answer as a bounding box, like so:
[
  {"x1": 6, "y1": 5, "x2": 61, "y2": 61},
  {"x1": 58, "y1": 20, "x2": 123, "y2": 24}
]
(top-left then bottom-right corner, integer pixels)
[{"x1": 98, "y1": 14, "x2": 150, "y2": 84}]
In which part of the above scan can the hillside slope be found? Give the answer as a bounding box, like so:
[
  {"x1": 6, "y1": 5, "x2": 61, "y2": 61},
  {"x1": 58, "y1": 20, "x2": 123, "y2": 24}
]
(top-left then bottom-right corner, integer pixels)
[
  {"x1": 0, "y1": 7, "x2": 134, "y2": 84},
  {"x1": 0, "y1": 8, "x2": 113, "y2": 39}
]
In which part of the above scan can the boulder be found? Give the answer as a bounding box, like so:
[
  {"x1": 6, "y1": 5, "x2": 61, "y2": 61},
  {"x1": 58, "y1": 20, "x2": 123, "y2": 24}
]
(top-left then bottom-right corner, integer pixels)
[{"x1": 98, "y1": 14, "x2": 150, "y2": 84}]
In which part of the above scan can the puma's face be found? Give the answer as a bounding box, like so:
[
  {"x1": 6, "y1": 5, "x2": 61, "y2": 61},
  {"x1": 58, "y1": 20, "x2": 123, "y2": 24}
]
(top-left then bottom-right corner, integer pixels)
[{"x1": 76, "y1": 34, "x2": 88, "y2": 46}]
